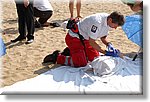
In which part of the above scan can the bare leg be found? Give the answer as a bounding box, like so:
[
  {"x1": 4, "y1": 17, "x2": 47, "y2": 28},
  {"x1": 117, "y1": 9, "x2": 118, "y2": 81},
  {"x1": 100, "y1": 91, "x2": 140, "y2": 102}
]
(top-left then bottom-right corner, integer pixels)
[
  {"x1": 69, "y1": 0, "x2": 74, "y2": 19},
  {"x1": 76, "y1": 0, "x2": 82, "y2": 18}
]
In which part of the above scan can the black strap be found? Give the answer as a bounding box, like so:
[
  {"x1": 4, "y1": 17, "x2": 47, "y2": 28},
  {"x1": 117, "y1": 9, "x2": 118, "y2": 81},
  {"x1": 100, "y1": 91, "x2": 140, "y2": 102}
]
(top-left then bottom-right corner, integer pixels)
[{"x1": 77, "y1": 32, "x2": 88, "y2": 62}]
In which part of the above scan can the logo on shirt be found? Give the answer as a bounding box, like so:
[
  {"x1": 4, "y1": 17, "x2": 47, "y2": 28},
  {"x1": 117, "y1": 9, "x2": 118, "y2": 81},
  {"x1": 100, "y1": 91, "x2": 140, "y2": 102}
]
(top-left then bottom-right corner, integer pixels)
[{"x1": 91, "y1": 25, "x2": 97, "y2": 33}]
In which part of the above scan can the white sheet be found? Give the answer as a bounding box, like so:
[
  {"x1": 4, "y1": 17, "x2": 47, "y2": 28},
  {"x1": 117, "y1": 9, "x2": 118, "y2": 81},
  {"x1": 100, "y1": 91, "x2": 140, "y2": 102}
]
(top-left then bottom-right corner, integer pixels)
[{"x1": 0, "y1": 56, "x2": 142, "y2": 94}]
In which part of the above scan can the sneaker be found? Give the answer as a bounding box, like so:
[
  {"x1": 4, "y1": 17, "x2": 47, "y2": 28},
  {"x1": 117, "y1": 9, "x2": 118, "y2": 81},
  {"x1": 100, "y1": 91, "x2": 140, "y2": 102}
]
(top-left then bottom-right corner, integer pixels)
[
  {"x1": 11, "y1": 36, "x2": 26, "y2": 43},
  {"x1": 25, "y1": 39, "x2": 34, "y2": 44},
  {"x1": 43, "y1": 50, "x2": 60, "y2": 64},
  {"x1": 61, "y1": 47, "x2": 70, "y2": 56}
]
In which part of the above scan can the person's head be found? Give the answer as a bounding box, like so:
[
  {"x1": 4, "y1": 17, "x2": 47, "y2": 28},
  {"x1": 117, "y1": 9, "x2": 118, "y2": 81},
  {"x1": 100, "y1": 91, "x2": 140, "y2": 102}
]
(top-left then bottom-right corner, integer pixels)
[{"x1": 107, "y1": 11, "x2": 125, "y2": 29}]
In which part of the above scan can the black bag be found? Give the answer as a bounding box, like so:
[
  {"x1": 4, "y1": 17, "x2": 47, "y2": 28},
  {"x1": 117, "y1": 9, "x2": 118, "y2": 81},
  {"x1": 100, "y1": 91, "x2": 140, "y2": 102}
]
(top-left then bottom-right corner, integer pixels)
[
  {"x1": 66, "y1": 19, "x2": 80, "y2": 34},
  {"x1": 66, "y1": 19, "x2": 79, "y2": 29}
]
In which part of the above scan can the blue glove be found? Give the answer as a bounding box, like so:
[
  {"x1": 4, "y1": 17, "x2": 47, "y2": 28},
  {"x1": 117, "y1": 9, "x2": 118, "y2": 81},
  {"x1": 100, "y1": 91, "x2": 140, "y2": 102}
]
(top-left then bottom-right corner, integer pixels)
[
  {"x1": 105, "y1": 49, "x2": 120, "y2": 57},
  {"x1": 107, "y1": 43, "x2": 116, "y2": 52}
]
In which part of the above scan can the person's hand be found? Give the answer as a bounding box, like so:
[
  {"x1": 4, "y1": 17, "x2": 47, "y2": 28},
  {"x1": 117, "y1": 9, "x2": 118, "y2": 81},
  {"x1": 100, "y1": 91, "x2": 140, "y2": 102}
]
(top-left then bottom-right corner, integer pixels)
[
  {"x1": 105, "y1": 49, "x2": 120, "y2": 57},
  {"x1": 24, "y1": 0, "x2": 29, "y2": 8},
  {"x1": 107, "y1": 43, "x2": 116, "y2": 52}
]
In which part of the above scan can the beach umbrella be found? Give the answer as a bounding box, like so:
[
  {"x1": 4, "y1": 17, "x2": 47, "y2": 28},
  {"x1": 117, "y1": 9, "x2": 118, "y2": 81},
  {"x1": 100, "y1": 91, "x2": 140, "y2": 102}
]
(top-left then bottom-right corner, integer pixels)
[
  {"x1": 122, "y1": 14, "x2": 143, "y2": 61},
  {"x1": 0, "y1": 37, "x2": 6, "y2": 57}
]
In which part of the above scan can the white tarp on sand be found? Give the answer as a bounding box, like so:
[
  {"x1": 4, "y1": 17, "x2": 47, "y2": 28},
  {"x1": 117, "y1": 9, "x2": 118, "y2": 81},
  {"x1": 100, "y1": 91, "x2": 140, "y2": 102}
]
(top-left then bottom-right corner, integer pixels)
[{"x1": 0, "y1": 56, "x2": 142, "y2": 94}]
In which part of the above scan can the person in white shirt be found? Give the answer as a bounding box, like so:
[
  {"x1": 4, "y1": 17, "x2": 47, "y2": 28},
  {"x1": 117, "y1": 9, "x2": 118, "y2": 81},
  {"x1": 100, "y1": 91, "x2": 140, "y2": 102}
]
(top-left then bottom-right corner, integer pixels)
[
  {"x1": 33, "y1": 0, "x2": 53, "y2": 27},
  {"x1": 43, "y1": 11, "x2": 125, "y2": 68}
]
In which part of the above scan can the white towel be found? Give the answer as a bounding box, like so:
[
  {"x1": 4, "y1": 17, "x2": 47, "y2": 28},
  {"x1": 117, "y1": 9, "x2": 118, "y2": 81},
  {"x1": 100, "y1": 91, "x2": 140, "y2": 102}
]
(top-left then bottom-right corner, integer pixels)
[{"x1": 0, "y1": 56, "x2": 142, "y2": 94}]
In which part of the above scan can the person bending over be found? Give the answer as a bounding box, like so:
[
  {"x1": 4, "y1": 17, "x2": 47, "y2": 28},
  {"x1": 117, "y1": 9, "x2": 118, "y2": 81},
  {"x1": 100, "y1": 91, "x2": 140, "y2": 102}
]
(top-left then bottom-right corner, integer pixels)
[
  {"x1": 43, "y1": 11, "x2": 125, "y2": 68},
  {"x1": 33, "y1": 0, "x2": 53, "y2": 28}
]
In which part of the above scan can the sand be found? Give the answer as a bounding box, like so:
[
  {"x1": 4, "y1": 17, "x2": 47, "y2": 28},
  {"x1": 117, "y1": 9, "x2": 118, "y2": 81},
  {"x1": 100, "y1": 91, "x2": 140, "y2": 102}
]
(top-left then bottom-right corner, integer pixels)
[{"x1": 0, "y1": 0, "x2": 140, "y2": 87}]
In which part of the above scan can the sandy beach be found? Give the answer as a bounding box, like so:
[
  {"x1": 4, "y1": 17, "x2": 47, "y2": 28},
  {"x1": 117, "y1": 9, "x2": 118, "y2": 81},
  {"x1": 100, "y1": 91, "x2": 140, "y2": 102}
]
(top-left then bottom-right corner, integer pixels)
[{"x1": 0, "y1": 0, "x2": 140, "y2": 87}]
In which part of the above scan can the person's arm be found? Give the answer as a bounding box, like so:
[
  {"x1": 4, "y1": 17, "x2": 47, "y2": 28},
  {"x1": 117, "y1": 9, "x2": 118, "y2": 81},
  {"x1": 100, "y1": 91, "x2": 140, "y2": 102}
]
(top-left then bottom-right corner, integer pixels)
[
  {"x1": 100, "y1": 36, "x2": 115, "y2": 51},
  {"x1": 89, "y1": 37, "x2": 123, "y2": 57},
  {"x1": 89, "y1": 37, "x2": 106, "y2": 54},
  {"x1": 100, "y1": 35, "x2": 124, "y2": 58},
  {"x1": 24, "y1": 0, "x2": 30, "y2": 7},
  {"x1": 100, "y1": 36, "x2": 110, "y2": 46},
  {"x1": 131, "y1": 1, "x2": 143, "y2": 12}
]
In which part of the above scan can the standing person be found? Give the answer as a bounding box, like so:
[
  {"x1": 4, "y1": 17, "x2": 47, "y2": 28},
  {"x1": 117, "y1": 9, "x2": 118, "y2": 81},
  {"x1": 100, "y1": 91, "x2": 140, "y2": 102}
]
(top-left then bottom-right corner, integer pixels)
[
  {"x1": 43, "y1": 11, "x2": 125, "y2": 67},
  {"x1": 11, "y1": 0, "x2": 35, "y2": 44},
  {"x1": 69, "y1": 0, "x2": 82, "y2": 19},
  {"x1": 33, "y1": 0, "x2": 53, "y2": 28}
]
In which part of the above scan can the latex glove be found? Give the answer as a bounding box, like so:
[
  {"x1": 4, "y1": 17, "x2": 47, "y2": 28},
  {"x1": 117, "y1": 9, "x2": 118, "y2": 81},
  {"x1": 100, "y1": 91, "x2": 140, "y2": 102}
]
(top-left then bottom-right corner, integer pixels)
[
  {"x1": 107, "y1": 43, "x2": 116, "y2": 52},
  {"x1": 105, "y1": 49, "x2": 120, "y2": 57}
]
